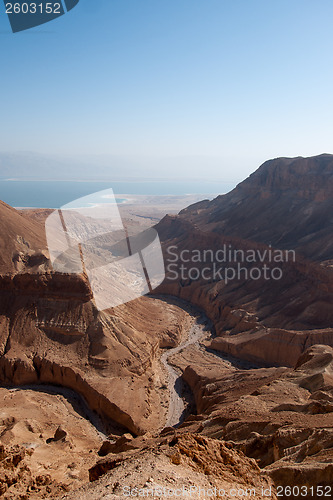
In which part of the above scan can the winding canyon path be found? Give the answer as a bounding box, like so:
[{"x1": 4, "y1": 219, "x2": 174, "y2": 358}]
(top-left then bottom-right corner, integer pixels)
[{"x1": 161, "y1": 313, "x2": 213, "y2": 428}]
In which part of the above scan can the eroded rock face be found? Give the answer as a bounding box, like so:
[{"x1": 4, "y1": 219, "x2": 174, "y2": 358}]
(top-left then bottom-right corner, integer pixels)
[
  {"x1": 155, "y1": 216, "x2": 333, "y2": 366},
  {"x1": 77, "y1": 331, "x2": 326, "y2": 499},
  {"x1": 60, "y1": 433, "x2": 277, "y2": 500},
  {"x1": 0, "y1": 204, "x2": 190, "y2": 436},
  {"x1": 267, "y1": 464, "x2": 333, "y2": 499},
  {"x1": 0, "y1": 200, "x2": 49, "y2": 274},
  {"x1": 179, "y1": 154, "x2": 333, "y2": 261},
  {"x1": 0, "y1": 386, "x2": 103, "y2": 499},
  {"x1": 168, "y1": 345, "x2": 333, "y2": 494},
  {"x1": 0, "y1": 156, "x2": 332, "y2": 498},
  {"x1": 155, "y1": 156, "x2": 333, "y2": 367},
  {"x1": 0, "y1": 271, "x2": 190, "y2": 435},
  {"x1": 209, "y1": 328, "x2": 333, "y2": 368}
]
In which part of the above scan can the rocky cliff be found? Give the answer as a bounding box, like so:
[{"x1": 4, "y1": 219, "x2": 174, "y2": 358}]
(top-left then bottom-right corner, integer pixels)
[
  {"x1": 155, "y1": 155, "x2": 333, "y2": 367},
  {"x1": 0, "y1": 155, "x2": 332, "y2": 498},
  {"x1": 0, "y1": 201, "x2": 49, "y2": 274},
  {"x1": 0, "y1": 276, "x2": 189, "y2": 435},
  {"x1": 166, "y1": 342, "x2": 333, "y2": 498},
  {"x1": 179, "y1": 154, "x2": 333, "y2": 261}
]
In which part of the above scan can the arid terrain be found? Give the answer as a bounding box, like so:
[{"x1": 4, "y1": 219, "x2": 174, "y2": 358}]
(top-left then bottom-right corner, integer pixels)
[
  {"x1": 18, "y1": 193, "x2": 211, "y2": 237},
  {"x1": 0, "y1": 154, "x2": 332, "y2": 499}
]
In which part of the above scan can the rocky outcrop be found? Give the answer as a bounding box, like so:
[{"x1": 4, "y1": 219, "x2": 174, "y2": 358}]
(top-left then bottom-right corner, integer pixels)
[
  {"x1": 0, "y1": 443, "x2": 61, "y2": 498},
  {"x1": 267, "y1": 464, "x2": 333, "y2": 499},
  {"x1": 171, "y1": 345, "x2": 333, "y2": 494},
  {"x1": 0, "y1": 356, "x2": 139, "y2": 434},
  {"x1": 179, "y1": 154, "x2": 333, "y2": 261},
  {"x1": 0, "y1": 267, "x2": 190, "y2": 435},
  {"x1": 0, "y1": 271, "x2": 92, "y2": 300},
  {"x1": 84, "y1": 432, "x2": 277, "y2": 500},
  {"x1": 0, "y1": 385, "x2": 105, "y2": 498},
  {"x1": 0, "y1": 200, "x2": 48, "y2": 274},
  {"x1": 155, "y1": 215, "x2": 333, "y2": 366},
  {"x1": 209, "y1": 328, "x2": 333, "y2": 368},
  {"x1": 154, "y1": 155, "x2": 333, "y2": 367}
]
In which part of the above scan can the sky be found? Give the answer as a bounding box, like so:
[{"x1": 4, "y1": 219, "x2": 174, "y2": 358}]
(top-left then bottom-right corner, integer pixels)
[{"x1": 1, "y1": 0, "x2": 333, "y2": 182}]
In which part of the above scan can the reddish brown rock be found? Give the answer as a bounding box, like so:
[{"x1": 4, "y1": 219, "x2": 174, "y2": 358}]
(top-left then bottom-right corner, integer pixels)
[{"x1": 0, "y1": 200, "x2": 49, "y2": 274}]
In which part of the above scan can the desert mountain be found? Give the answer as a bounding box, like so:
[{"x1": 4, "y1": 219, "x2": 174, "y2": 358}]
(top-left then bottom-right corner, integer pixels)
[
  {"x1": 155, "y1": 155, "x2": 333, "y2": 367},
  {"x1": 179, "y1": 154, "x2": 333, "y2": 262},
  {"x1": 0, "y1": 156, "x2": 333, "y2": 498},
  {"x1": 0, "y1": 200, "x2": 48, "y2": 273}
]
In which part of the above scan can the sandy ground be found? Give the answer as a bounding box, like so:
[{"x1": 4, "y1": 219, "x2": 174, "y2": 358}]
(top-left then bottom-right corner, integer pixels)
[
  {"x1": 117, "y1": 193, "x2": 212, "y2": 227},
  {"x1": 18, "y1": 193, "x2": 214, "y2": 234},
  {"x1": 0, "y1": 386, "x2": 104, "y2": 497}
]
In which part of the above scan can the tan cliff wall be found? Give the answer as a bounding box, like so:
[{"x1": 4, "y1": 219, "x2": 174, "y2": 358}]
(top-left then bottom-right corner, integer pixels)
[
  {"x1": 0, "y1": 271, "x2": 190, "y2": 435},
  {"x1": 154, "y1": 210, "x2": 333, "y2": 367},
  {"x1": 0, "y1": 355, "x2": 138, "y2": 434}
]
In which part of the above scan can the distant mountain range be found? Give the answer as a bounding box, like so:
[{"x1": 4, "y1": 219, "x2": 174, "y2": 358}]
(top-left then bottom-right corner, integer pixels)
[
  {"x1": 0, "y1": 151, "x2": 236, "y2": 182},
  {"x1": 0, "y1": 151, "x2": 152, "y2": 180}
]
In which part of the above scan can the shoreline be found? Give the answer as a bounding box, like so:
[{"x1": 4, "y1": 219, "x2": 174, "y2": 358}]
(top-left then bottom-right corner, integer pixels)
[{"x1": 15, "y1": 193, "x2": 216, "y2": 211}]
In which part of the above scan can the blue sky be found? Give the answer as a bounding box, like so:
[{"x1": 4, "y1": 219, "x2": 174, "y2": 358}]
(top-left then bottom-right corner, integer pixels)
[{"x1": 1, "y1": 0, "x2": 333, "y2": 182}]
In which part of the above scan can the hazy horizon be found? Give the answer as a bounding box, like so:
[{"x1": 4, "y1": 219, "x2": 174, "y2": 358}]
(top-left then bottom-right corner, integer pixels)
[
  {"x1": 1, "y1": 1, "x2": 333, "y2": 183},
  {"x1": 0, "y1": 150, "x2": 245, "y2": 182}
]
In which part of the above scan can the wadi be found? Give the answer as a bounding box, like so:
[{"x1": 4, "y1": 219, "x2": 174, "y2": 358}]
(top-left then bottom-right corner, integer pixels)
[{"x1": 0, "y1": 154, "x2": 332, "y2": 499}]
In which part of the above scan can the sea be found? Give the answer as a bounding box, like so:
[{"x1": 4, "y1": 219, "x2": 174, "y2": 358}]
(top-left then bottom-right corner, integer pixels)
[{"x1": 0, "y1": 179, "x2": 236, "y2": 208}]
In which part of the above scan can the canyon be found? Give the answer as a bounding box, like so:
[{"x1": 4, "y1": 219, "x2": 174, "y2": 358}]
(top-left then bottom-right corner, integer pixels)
[{"x1": 0, "y1": 154, "x2": 332, "y2": 498}]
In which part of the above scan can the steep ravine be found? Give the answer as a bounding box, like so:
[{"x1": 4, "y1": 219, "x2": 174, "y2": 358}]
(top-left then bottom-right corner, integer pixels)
[{"x1": 161, "y1": 313, "x2": 213, "y2": 427}]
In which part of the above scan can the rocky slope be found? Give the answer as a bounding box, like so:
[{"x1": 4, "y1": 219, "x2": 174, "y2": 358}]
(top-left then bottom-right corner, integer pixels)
[
  {"x1": 1, "y1": 155, "x2": 333, "y2": 498},
  {"x1": 155, "y1": 155, "x2": 333, "y2": 367},
  {"x1": 179, "y1": 154, "x2": 333, "y2": 261},
  {"x1": 0, "y1": 200, "x2": 195, "y2": 497},
  {"x1": 0, "y1": 203, "x2": 192, "y2": 436},
  {"x1": 0, "y1": 202, "x2": 192, "y2": 434},
  {"x1": 58, "y1": 433, "x2": 277, "y2": 500},
  {"x1": 0, "y1": 386, "x2": 104, "y2": 498},
  {"x1": 0, "y1": 201, "x2": 49, "y2": 274},
  {"x1": 155, "y1": 217, "x2": 333, "y2": 366},
  {"x1": 61, "y1": 331, "x2": 332, "y2": 499},
  {"x1": 0, "y1": 279, "x2": 190, "y2": 435},
  {"x1": 166, "y1": 339, "x2": 333, "y2": 497}
]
